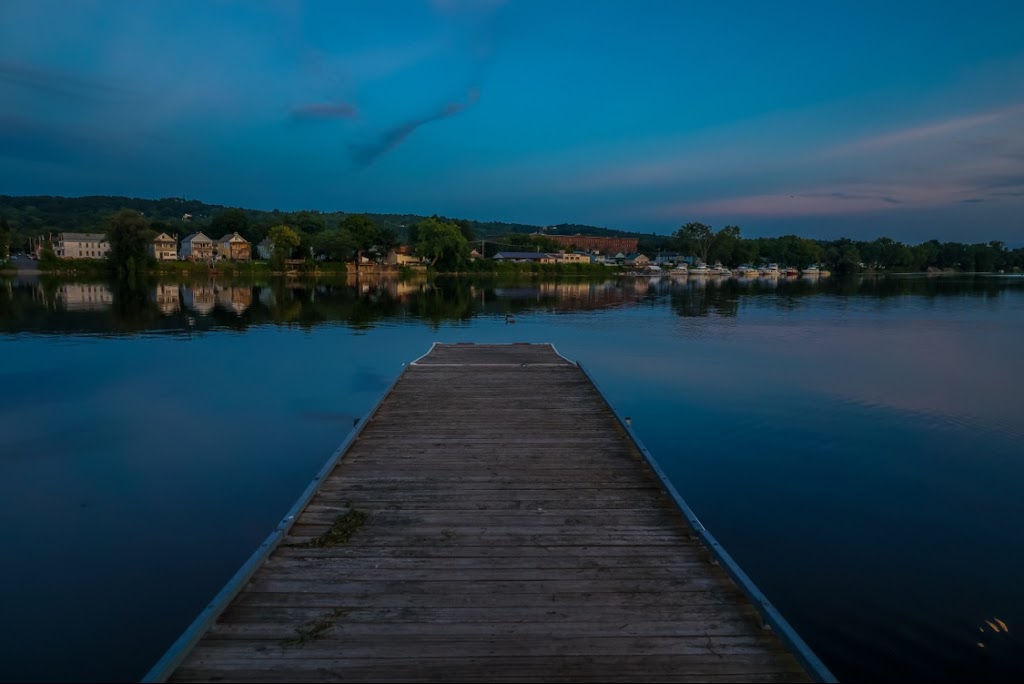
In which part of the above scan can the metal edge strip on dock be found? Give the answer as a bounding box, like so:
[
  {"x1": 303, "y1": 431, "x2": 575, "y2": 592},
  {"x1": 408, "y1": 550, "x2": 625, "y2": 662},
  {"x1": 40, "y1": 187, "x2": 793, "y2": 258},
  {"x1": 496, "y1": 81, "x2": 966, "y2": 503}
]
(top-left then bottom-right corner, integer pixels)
[
  {"x1": 553, "y1": 345, "x2": 837, "y2": 684},
  {"x1": 140, "y1": 358, "x2": 416, "y2": 683}
]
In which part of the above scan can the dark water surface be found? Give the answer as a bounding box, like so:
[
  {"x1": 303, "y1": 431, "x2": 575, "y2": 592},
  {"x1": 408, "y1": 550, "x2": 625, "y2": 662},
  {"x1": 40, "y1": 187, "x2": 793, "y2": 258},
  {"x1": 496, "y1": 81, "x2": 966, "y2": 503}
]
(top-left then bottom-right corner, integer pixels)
[{"x1": 1, "y1": 273, "x2": 1022, "y2": 682}]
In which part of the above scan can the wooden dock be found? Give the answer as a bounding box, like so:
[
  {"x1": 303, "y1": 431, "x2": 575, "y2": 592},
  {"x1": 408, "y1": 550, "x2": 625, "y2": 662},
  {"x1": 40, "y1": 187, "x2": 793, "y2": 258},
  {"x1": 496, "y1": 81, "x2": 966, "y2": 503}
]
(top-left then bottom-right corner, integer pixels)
[{"x1": 147, "y1": 343, "x2": 833, "y2": 683}]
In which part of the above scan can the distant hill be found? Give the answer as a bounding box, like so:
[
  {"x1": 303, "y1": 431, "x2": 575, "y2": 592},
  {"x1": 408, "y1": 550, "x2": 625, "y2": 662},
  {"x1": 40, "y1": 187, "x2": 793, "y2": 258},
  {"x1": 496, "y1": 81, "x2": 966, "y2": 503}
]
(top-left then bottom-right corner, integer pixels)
[{"x1": 0, "y1": 194, "x2": 645, "y2": 244}]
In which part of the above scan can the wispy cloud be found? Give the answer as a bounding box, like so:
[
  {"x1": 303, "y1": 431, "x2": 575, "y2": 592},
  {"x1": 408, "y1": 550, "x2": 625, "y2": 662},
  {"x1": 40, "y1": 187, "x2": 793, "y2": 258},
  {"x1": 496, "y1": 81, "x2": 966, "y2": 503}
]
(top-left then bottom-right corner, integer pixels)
[
  {"x1": 822, "y1": 104, "x2": 1024, "y2": 157},
  {"x1": 636, "y1": 176, "x2": 1017, "y2": 220},
  {"x1": 349, "y1": 87, "x2": 480, "y2": 166},
  {"x1": 290, "y1": 102, "x2": 359, "y2": 121},
  {"x1": 0, "y1": 60, "x2": 132, "y2": 101}
]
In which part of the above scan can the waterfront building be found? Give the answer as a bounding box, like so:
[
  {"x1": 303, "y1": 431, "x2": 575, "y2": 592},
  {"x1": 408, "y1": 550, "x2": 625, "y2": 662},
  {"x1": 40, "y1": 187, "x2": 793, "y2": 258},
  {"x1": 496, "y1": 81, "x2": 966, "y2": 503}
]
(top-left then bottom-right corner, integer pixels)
[
  {"x1": 150, "y1": 233, "x2": 178, "y2": 261},
  {"x1": 179, "y1": 232, "x2": 214, "y2": 261},
  {"x1": 55, "y1": 233, "x2": 109, "y2": 259},
  {"x1": 216, "y1": 233, "x2": 252, "y2": 261}
]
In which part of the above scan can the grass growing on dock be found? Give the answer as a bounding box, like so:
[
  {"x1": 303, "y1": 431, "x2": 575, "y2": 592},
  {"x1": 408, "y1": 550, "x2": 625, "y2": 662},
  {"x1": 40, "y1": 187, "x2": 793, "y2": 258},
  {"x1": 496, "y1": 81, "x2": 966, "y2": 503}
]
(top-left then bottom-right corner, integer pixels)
[
  {"x1": 289, "y1": 507, "x2": 367, "y2": 548},
  {"x1": 281, "y1": 608, "x2": 349, "y2": 648}
]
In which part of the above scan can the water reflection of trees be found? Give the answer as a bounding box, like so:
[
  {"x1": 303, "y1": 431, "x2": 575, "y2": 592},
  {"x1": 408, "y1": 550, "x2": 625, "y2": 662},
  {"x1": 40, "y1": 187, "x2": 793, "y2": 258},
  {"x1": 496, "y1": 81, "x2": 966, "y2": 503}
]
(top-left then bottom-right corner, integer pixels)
[{"x1": 1, "y1": 274, "x2": 1021, "y2": 336}]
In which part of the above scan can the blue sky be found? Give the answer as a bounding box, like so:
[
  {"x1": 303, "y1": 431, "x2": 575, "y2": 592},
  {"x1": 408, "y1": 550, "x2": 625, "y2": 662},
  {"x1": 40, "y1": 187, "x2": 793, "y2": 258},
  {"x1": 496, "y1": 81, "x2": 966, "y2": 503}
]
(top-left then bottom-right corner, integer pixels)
[{"x1": 2, "y1": 0, "x2": 1023, "y2": 242}]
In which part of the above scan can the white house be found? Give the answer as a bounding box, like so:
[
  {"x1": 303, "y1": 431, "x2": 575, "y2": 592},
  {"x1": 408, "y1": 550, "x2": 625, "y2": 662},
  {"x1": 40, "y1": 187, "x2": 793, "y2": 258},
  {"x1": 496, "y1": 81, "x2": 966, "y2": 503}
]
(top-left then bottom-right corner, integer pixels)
[
  {"x1": 257, "y1": 238, "x2": 274, "y2": 260},
  {"x1": 56, "y1": 233, "x2": 109, "y2": 259},
  {"x1": 179, "y1": 232, "x2": 214, "y2": 261}
]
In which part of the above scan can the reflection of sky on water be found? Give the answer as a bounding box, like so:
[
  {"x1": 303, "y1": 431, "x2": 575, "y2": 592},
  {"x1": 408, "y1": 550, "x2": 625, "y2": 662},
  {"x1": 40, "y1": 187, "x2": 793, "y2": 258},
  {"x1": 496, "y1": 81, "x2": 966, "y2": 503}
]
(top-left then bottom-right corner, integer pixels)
[{"x1": 1, "y1": 275, "x2": 1023, "y2": 682}]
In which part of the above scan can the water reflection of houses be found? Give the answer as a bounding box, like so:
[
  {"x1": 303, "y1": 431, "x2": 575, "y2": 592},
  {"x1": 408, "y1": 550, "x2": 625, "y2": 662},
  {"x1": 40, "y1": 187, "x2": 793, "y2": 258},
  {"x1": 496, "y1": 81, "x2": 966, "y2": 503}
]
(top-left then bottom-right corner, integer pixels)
[
  {"x1": 496, "y1": 281, "x2": 627, "y2": 312},
  {"x1": 181, "y1": 283, "x2": 216, "y2": 315},
  {"x1": 152, "y1": 283, "x2": 181, "y2": 315},
  {"x1": 55, "y1": 283, "x2": 113, "y2": 311},
  {"x1": 215, "y1": 285, "x2": 252, "y2": 315}
]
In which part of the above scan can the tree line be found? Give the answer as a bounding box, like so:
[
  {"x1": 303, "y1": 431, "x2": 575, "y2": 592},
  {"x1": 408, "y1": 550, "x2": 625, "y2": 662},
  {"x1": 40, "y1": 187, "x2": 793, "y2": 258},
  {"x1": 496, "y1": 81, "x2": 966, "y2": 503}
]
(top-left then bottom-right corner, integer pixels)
[
  {"x1": 3, "y1": 194, "x2": 1021, "y2": 274},
  {"x1": 28, "y1": 208, "x2": 478, "y2": 280},
  {"x1": 669, "y1": 222, "x2": 1023, "y2": 273}
]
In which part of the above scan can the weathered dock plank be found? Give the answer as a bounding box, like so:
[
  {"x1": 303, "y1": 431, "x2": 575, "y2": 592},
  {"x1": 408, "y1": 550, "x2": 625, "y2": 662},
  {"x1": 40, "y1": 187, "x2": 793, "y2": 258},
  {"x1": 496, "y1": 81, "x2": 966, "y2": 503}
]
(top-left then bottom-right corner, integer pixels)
[{"x1": 149, "y1": 343, "x2": 831, "y2": 683}]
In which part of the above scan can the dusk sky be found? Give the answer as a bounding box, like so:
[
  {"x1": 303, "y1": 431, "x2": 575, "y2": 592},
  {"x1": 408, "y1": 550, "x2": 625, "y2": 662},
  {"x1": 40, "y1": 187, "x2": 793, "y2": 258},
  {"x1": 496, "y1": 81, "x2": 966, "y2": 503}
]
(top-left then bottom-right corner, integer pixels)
[{"x1": 2, "y1": 0, "x2": 1023, "y2": 243}]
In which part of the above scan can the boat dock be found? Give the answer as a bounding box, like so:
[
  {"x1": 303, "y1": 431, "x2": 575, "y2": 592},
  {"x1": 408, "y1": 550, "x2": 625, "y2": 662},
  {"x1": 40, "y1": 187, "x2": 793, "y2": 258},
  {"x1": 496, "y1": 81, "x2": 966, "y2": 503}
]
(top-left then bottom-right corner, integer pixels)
[{"x1": 146, "y1": 343, "x2": 833, "y2": 683}]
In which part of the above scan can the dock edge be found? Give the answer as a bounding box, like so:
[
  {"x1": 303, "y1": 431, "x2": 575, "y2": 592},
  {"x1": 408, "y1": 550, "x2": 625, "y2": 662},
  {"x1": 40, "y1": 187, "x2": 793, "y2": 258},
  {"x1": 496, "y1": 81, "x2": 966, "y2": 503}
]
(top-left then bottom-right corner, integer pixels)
[
  {"x1": 140, "y1": 354, "x2": 421, "y2": 683},
  {"x1": 557, "y1": 345, "x2": 837, "y2": 683}
]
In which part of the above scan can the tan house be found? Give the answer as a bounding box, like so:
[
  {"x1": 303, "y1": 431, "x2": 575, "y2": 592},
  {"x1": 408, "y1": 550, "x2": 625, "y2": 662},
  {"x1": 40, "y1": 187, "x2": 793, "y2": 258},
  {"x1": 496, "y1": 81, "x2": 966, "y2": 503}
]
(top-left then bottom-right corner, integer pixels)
[
  {"x1": 179, "y1": 232, "x2": 214, "y2": 261},
  {"x1": 56, "y1": 233, "x2": 109, "y2": 259},
  {"x1": 150, "y1": 233, "x2": 177, "y2": 261},
  {"x1": 624, "y1": 253, "x2": 650, "y2": 268},
  {"x1": 215, "y1": 285, "x2": 253, "y2": 315},
  {"x1": 216, "y1": 232, "x2": 251, "y2": 261},
  {"x1": 552, "y1": 251, "x2": 590, "y2": 264},
  {"x1": 384, "y1": 245, "x2": 422, "y2": 266}
]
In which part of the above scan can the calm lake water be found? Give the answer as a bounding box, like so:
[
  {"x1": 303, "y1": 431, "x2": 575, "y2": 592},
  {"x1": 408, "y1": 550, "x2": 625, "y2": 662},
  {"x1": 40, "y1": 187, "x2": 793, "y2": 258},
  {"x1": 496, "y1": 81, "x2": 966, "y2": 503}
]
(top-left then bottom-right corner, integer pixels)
[{"x1": 1, "y1": 272, "x2": 1022, "y2": 682}]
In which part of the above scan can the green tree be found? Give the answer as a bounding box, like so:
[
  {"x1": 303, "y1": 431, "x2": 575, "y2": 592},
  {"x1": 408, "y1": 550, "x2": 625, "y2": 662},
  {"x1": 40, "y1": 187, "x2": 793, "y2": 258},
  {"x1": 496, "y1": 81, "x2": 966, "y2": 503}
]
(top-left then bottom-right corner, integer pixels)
[
  {"x1": 0, "y1": 215, "x2": 10, "y2": 261},
  {"x1": 416, "y1": 218, "x2": 469, "y2": 270},
  {"x1": 267, "y1": 224, "x2": 301, "y2": 270},
  {"x1": 290, "y1": 211, "x2": 327, "y2": 236},
  {"x1": 505, "y1": 233, "x2": 558, "y2": 252},
  {"x1": 675, "y1": 222, "x2": 733, "y2": 264},
  {"x1": 341, "y1": 214, "x2": 379, "y2": 270},
  {"x1": 210, "y1": 208, "x2": 251, "y2": 238},
  {"x1": 707, "y1": 225, "x2": 741, "y2": 265},
  {"x1": 310, "y1": 229, "x2": 353, "y2": 262},
  {"x1": 39, "y1": 242, "x2": 58, "y2": 268},
  {"x1": 824, "y1": 239, "x2": 862, "y2": 275},
  {"x1": 106, "y1": 209, "x2": 153, "y2": 282},
  {"x1": 377, "y1": 226, "x2": 400, "y2": 254}
]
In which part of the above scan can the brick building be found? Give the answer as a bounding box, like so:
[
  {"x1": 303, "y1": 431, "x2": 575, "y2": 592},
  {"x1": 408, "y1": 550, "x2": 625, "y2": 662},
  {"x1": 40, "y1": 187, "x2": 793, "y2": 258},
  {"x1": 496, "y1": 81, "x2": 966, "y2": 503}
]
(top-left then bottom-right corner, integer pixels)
[{"x1": 544, "y1": 234, "x2": 638, "y2": 254}]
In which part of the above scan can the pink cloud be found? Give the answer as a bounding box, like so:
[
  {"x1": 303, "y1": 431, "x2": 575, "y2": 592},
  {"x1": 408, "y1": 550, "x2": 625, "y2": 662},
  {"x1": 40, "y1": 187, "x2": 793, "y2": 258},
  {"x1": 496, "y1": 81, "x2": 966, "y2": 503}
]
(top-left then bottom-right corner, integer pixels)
[
  {"x1": 823, "y1": 103, "x2": 1024, "y2": 157},
  {"x1": 639, "y1": 182, "x2": 973, "y2": 219}
]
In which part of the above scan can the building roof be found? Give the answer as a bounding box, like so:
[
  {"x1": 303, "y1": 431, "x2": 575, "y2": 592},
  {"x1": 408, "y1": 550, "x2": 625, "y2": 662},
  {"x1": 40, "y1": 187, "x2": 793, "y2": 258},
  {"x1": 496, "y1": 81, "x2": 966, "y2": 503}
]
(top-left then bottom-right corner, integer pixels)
[
  {"x1": 258, "y1": 238, "x2": 273, "y2": 246},
  {"x1": 181, "y1": 231, "x2": 212, "y2": 243},
  {"x1": 493, "y1": 252, "x2": 552, "y2": 260},
  {"x1": 218, "y1": 232, "x2": 249, "y2": 243},
  {"x1": 153, "y1": 232, "x2": 176, "y2": 243},
  {"x1": 60, "y1": 232, "x2": 106, "y2": 241},
  {"x1": 625, "y1": 253, "x2": 648, "y2": 259}
]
